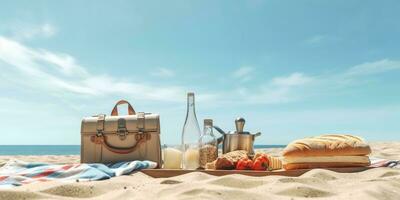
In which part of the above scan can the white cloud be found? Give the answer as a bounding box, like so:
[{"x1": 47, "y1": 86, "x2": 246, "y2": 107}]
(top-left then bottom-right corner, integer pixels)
[
  {"x1": 150, "y1": 67, "x2": 175, "y2": 77},
  {"x1": 232, "y1": 66, "x2": 253, "y2": 82},
  {"x1": 1, "y1": 34, "x2": 398, "y2": 107},
  {"x1": 246, "y1": 87, "x2": 292, "y2": 104},
  {"x1": 229, "y1": 73, "x2": 313, "y2": 104},
  {"x1": 305, "y1": 35, "x2": 326, "y2": 45},
  {"x1": 0, "y1": 36, "x2": 185, "y2": 101},
  {"x1": 231, "y1": 58, "x2": 400, "y2": 105},
  {"x1": 271, "y1": 73, "x2": 313, "y2": 87},
  {"x1": 233, "y1": 66, "x2": 253, "y2": 77},
  {"x1": 0, "y1": 36, "x2": 87, "y2": 77},
  {"x1": 345, "y1": 59, "x2": 400, "y2": 76},
  {"x1": 40, "y1": 23, "x2": 57, "y2": 37},
  {"x1": 9, "y1": 23, "x2": 57, "y2": 40}
]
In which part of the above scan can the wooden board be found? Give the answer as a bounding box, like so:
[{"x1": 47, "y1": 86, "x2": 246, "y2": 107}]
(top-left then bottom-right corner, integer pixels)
[{"x1": 140, "y1": 167, "x2": 372, "y2": 178}]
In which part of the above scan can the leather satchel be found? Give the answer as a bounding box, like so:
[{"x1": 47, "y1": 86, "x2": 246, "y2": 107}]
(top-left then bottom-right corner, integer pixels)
[{"x1": 80, "y1": 100, "x2": 161, "y2": 167}]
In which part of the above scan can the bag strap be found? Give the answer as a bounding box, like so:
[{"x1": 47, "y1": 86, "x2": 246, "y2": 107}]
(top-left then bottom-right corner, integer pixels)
[
  {"x1": 111, "y1": 100, "x2": 136, "y2": 116},
  {"x1": 137, "y1": 112, "x2": 145, "y2": 133},
  {"x1": 96, "y1": 114, "x2": 106, "y2": 136}
]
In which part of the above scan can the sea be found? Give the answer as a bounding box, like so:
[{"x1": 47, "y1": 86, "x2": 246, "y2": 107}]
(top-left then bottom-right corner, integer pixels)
[{"x1": 0, "y1": 145, "x2": 286, "y2": 155}]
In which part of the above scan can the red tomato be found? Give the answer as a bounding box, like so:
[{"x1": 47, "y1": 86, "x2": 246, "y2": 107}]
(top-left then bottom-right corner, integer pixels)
[
  {"x1": 236, "y1": 158, "x2": 253, "y2": 170},
  {"x1": 252, "y1": 154, "x2": 270, "y2": 171}
]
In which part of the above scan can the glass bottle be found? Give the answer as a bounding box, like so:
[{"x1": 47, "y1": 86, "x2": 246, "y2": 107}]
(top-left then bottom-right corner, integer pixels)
[
  {"x1": 181, "y1": 92, "x2": 201, "y2": 169},
  {"x1": 199, "y1": 119, "x2": 218, "y2": 169}
]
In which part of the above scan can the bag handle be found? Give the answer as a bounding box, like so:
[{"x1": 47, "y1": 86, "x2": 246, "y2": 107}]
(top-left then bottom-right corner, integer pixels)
[{"x1": 111, "y1": 100, "x2": 136, "y2": 116}]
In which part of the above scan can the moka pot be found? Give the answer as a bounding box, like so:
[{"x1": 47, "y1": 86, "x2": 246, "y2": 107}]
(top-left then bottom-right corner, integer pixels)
[{"x1": 214, "y1": 117, "x2": 261, "y2": 155}]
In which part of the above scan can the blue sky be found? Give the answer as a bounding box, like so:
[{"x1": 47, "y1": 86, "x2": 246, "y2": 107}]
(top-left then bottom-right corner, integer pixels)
[{"x1": 0, "y1": 0, "x2": 399, "y2": 145}]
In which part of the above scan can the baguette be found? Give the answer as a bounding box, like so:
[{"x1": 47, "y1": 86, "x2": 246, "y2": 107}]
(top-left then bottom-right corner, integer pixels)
[{"x1": 282, "y1": 134, "x2": 371, "y2": 157}]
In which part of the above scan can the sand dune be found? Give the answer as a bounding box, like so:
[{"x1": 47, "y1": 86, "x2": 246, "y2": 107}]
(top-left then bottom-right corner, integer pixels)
[{"x1": 0, "y1": 142, "x2": 399, "y2": 200}]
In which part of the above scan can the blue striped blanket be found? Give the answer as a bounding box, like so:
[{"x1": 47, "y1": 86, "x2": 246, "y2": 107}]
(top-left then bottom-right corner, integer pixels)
[{"x1": 0, "y1": 160, "x2": 157, "y2": 188}]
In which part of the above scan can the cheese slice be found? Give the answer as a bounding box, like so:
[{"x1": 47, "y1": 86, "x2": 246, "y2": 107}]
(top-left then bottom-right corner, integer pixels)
[{"x1": 282, "y1": 156, "x2": 370, "y2": 164}]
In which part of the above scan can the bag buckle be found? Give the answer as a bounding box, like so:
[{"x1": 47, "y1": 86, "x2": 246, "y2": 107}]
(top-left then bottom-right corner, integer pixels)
[
  {"x1": 117, "y1": 118, "x2": 128, "y2": 140},
  {"x1": 96, "y1": 114, "x2": 106, "y2": 137},
  {"x1": 117, "y1": 128, "x2": 127, "y2": 140},
  {"x1": 96, "y1": 130, "x2": 104, "y2": 137},
  {"x1": 138, "y1": 128, "x2": 144, "y2": 134},
  {"x1": 135, "y1": 132, "x2": 151, "y2": 141}
]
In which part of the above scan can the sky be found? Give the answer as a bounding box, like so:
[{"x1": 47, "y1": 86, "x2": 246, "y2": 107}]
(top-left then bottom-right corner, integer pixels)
[{"x1": 0, "y1": 0, "x2": 399, "y2": 145}]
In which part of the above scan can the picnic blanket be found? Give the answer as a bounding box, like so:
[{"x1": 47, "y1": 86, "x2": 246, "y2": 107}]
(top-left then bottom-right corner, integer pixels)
[
  {"x1": 0, "y1": 160, "x2": 157, "y2": 188},
  {"x1": 370, "y1": 157, "x2": 400, "y2": 168}
]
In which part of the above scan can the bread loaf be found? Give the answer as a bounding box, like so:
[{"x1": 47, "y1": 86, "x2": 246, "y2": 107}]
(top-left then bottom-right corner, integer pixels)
[{"x1": 282, "y1": 134, "x2": 371, "y2": 157}]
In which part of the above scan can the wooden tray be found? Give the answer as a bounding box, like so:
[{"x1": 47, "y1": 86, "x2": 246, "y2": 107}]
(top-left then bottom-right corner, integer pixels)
[{"x1": 141, "y1": 167, "x2": 372, "y2": 178}]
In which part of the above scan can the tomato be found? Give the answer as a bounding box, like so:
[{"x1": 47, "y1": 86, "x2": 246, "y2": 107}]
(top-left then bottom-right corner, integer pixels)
[
  {"x1": 252, "y1": 154, "x2": 270, "y2": 171},
  {"x1": 236, "y1": 158, "x2": 253, "y2": 170}
]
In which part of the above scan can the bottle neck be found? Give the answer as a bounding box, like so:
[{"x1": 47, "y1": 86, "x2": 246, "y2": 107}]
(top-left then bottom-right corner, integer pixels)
[
  {"x1": 186, "y1": 95, "x2": 196, "y2": 118},
  {"x1": 203, "y1": 124, "x2": 214, "y2": 137}
]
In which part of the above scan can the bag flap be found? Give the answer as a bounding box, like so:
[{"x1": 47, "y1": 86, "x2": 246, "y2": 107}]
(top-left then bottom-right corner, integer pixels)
[{"x1": 81, "y1": 113, "x2": 160, "y2": 135}]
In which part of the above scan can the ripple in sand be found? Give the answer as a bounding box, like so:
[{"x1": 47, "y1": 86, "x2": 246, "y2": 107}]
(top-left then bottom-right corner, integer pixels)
[
  {"x1": 301, "y1": 169, "x2": 338, "y2": 181},
  {"x1": 359, "y1": 168, "x2": 400, "y2": 179},
  {"x1": 181, "y1": 188, "x2": 222, "y2": 196},
  {"x1": 179, "y1": 188, "x2": 264, "y2": 200},
  {"x1": 276, "y1": 177, "x2": 327, "y2": 187},
  {"x1": 209, "y1": 176, "x2": 264, "y2": 189},
  {"x1": 0, "y1": 191, "x2": 42, "y2": 200},
  {"x1": 365, "y1": 184, "x2": 400, "y2": 200},
  {"x1": 40, "y1": 184, "x2": 105, "y2": 198},
  {"x1": 275, "y1": 186, "x2": 333, "y2": 198},
  {"x1": 160, "y1": 179, "x2": 182, "y2": 184},
  {"x1": 378, "y1": 170, "x2": 400, "y2": 178}
]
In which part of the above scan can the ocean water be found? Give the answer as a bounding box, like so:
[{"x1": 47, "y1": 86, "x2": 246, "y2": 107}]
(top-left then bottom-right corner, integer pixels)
[
  {"x1": 0, "y1": 145, "x2": 285, "y2": 155},
  {"x1": 254, "y1": 145, "x2": 286, "y2": 149},
  {"x1": 0, "y1": 145, "x2": 80, "y2": 155}
]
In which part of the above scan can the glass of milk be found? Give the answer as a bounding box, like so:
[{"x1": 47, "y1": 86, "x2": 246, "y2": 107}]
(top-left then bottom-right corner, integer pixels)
[{"x1": 162, "y1": 145, "x2": 183, "y2": 169}]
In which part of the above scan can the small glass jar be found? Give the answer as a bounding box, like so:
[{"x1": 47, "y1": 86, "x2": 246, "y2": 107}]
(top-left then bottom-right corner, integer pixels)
[
  {"x1": 162, "y1": 144, "x2": 183, "y2": 169},
  {"x1": 199, "y1": 119, "x2": 218, "y2": 169}
]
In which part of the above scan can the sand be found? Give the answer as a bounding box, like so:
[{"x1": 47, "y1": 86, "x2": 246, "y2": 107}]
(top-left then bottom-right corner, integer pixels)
[{"x1": 0, "y1": 142, "x2": 399, "y2": 200}]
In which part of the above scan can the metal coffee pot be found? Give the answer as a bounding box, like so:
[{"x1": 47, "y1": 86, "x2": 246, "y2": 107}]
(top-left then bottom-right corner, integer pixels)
[{"x1": 214, "y1": 117, "x2": 261, "y2": 155}]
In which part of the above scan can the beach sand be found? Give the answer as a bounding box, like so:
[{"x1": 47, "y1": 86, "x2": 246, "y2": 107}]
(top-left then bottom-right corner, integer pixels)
[{"x1": 0, "y1": 142, "x2": 399, "y2": 200}]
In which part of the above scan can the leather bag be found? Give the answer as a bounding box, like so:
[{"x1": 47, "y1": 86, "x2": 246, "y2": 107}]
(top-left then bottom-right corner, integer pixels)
[{"x1": 81, "y1": 100, "x2": 161, "y2": 166}]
